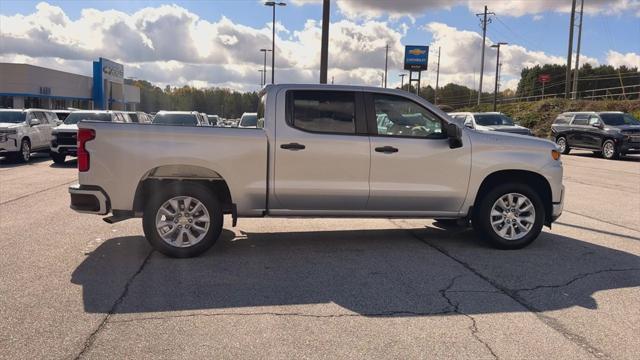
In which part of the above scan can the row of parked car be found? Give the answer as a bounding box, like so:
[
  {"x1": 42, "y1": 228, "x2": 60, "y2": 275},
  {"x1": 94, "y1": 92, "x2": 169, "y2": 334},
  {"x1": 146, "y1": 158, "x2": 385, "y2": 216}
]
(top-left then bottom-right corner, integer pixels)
[
  {"x1": 1, "y1": 107, "x2": 638, "y2": 164},
  {"x1": 0, "y1": 108, "x2": 261, "y2": 163},
  {"x1": 447, "y1": 111, "x2": 640, "y2": 160}
]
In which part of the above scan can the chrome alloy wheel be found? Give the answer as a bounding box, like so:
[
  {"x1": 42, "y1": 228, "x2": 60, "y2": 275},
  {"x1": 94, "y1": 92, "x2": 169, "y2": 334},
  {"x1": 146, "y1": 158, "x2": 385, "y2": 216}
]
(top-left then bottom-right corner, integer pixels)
[
  {"x1": 21, "y1": 141, "x2": 31, "y2": 161},
  {"x1": 603, "y1": 141, "x2": 615, "y2": 159},
  {"x1": 490, "y1": 193, "x2": 535, "y2": 241},
  {"x1": 155, "y1": 196, "x2": 210, "y2": 248},
  {"x1": 556, "y1": 137, "x2": 566, "y2": 153}
]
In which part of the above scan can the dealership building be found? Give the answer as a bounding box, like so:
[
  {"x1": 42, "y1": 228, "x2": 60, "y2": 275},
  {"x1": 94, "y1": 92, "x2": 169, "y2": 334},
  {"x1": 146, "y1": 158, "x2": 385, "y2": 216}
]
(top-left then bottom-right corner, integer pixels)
[{"x1": 0, "y1": 58, "x2": 140, "y2": 110}]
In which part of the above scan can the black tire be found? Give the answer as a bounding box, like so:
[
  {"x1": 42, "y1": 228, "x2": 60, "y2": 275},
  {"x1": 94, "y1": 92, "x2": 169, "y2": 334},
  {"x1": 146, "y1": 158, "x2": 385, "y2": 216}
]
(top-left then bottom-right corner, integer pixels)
[
  {"x1": 555, "y1": 136, "x2": 570, "y2": 154},
  {"x1": 601, "y1": 139, "x2": 619, "y2": 160},
  {"x1": 51, "y1": 152, "x2": 66, "y2": 164},
  {"x1": 472, "y1": 183, "x2": 545, "y2": 250},
  {"x1": 142, "y1": 183, "x2": 223, "y2": 258}
]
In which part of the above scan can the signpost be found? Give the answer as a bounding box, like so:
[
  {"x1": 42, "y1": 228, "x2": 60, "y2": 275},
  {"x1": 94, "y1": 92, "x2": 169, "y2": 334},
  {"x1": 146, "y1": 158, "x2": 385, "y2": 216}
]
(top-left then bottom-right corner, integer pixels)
[
  {"x1": 538, "y1": 74, "x2": 551, "y2": 98},
  {"x1": 404, "y1": 45, "x2": 428, "y2": 95}
]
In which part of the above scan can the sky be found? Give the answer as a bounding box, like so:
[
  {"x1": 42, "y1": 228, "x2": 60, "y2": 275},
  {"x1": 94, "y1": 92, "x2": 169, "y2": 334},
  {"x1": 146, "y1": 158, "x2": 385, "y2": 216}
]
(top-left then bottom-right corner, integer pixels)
[{"x1": 1, "y1": 0, "x2": 639, "y2": 93}]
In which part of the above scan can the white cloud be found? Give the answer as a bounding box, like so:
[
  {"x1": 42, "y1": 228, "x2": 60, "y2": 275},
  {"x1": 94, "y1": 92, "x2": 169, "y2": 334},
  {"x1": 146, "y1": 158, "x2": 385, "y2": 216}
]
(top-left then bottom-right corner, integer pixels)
[
  {"x1": 334, "y1": 0, "x2": 640, "y2": 18},
  {"x1": 0, "y1": 2, "x2": 405, "y2": 91},
  {"x1": 420, "y1": 22, "x2": 601, "y2": 92},
  {"x1": 606, "y1": 51, "x2": 640, "y2": 68}
]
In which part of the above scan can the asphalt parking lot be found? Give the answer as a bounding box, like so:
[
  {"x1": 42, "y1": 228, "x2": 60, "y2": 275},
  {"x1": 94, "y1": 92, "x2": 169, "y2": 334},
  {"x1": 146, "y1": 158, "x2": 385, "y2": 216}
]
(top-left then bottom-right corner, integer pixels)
[{"x1": 1, "y1": 152, "x2": 639, "y2": 359}]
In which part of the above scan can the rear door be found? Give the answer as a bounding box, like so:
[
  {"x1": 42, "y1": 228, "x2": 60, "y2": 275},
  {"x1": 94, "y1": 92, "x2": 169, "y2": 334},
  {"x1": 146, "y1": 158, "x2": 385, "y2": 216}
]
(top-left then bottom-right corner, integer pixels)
[
  {"x1": 272, "y1": 89, "x2": 370, "y2": 211},
  {"x1": 569, "y1": 114, "x2": 589, "y2": 147},
  {"x1": 585, "y1": 115, "x2": 604, "y2": 149},
  {"x1": 366, "y1": 92, "x2": 471, "y2": 212}
]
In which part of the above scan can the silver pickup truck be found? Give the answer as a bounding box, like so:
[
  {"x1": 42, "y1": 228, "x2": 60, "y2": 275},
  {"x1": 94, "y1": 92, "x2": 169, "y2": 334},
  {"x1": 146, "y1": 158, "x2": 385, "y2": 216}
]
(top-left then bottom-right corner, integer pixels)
[{"x1": 69, "y1": 84, "x2": 564, "y2": 258}]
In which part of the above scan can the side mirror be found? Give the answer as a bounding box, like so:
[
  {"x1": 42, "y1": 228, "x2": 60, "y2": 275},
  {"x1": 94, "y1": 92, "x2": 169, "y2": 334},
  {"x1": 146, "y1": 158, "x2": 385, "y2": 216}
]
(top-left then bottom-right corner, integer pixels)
[
  {"x1": 591, "y1": 122, "x2": 604, "y2": 129},
  {"x1": 464, "y1": 122, "x2": 474, "y2": 129},
  {"x1": 29, "y1": 118, "x2": 40, "y2": 126},
  {"x1": 446, "y1": 123, "x2": 463, "y2": 149}
]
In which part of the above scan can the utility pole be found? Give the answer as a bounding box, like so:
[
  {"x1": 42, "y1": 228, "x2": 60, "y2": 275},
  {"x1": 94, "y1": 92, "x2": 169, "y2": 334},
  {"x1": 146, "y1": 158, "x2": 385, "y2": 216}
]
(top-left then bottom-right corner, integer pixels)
[
  {"x1": 380, "y1": 73, "x2": 384, "y2": 87},
  {"x1": 331, "y1": 76, "x2": 334, "y2": 85},
  {"x1": 491, "y1": 42, "x2": 507, "y2": 111},
  {"x1": 571, "y1": 0, "x2": 584, "y2": 99},
  {"x1": 434, "y1": 46, "x2": 441, "y2": 105},
  {"x1": 260, "y1": 48, "x2": 271, "y2": 86},
  {"x1": 319, "y1": 0, "x2": 330, "y2": 84},
  {"x1": 476, "y1": 5, "x2": 494, "y2": 105},
  {"x1": 565, "y1": 0, "x2": 577, "y2": 98},
  {"x1": 265, "y1": 2, "x2": 286, "y2": 84},
  {"x1": 384, "y1": 44, "x2": 389, "y2": 88},
  {"x1": 399, "y1": 73, "x2": 406, "y2": 90}
]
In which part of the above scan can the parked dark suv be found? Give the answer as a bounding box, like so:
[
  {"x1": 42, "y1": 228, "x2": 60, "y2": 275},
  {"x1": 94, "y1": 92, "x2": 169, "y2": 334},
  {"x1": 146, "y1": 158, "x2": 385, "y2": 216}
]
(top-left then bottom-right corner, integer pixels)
[{"x1": 551, "y1": 111, "x2": 640, "y2": 160}]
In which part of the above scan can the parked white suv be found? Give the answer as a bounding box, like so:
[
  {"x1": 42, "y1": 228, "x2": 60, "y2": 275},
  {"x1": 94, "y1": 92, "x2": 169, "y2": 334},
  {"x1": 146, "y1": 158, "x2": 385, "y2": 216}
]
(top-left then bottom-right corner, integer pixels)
[
  {"x1": 0, "y1": 108, "x2": 58, "y2": 162},
  {"x1": 50, "y1": 110, "x2": 132, "y2": 164},
  {"x1": 449, "y1": 112, "x2": 532, "y2": 136}
]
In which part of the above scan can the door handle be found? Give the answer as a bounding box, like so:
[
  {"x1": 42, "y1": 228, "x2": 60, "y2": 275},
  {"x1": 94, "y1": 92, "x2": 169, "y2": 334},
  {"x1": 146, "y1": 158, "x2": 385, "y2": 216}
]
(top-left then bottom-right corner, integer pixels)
[
  {"x1": 375, "y1": 146, "x2": 398, "y2": 153},
  {"x1": 280, "y1": 142, "x2": 306, "y2": 150}
]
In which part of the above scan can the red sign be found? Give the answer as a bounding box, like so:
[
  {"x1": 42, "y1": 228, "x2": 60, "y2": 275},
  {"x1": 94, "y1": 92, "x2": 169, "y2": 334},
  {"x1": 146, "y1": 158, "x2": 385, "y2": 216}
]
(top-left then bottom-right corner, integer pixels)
[{"x1": 538, "y1": 74, "x2": 551, "y2": 83}]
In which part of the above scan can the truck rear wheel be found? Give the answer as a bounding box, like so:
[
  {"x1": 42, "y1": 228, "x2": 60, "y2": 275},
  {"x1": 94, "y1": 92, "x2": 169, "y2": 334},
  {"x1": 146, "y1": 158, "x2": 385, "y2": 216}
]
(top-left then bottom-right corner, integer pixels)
[
  {"x1": 473, "y1": 183, "x2": 544, "y2": 249},
  {"x1": 142, "y1": 183, "x2": 223, "y2": 258}
]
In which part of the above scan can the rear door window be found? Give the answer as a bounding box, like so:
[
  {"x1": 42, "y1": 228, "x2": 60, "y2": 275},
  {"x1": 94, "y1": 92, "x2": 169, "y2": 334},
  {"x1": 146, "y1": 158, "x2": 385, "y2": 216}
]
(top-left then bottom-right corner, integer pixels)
[
  {"x1": 572, "y1": 115, "x2": 589, "y2": 126},
  {"x1": 289, "y1": 90, "x2": 356, "y2": 134}
]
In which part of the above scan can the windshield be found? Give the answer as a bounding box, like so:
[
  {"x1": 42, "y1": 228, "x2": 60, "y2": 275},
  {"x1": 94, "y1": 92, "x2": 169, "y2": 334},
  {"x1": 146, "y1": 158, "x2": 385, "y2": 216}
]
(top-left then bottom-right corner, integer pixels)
[
  {"x1": 153, "y1": 113, "x2": 198, "y2": 126},
  {"x1": 240, "y1": 114, "x2": 257, "y2": 127},
  {"x1": 599, "y1": 113, "x2": 640, "y2": 126},
  {"x1": 0, "y1": 111, "x2": 26, "y2": 123},
  {"x1": 474, "y1": 114, "x2": 515, "y2": 126},
  {"x1": 64, "y1": 112, "x2": 112, "y2": 124}
]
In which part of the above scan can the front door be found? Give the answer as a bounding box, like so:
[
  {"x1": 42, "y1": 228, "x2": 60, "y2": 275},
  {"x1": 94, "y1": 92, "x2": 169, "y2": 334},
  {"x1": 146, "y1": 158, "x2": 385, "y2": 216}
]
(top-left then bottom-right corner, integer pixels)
[
  {"x1": 569, "y1": 114, "x2": 589, "y2": 148},
  {"x1": 272, "y1": 89, "x2": 370, "y2": 211},
  {"x1": 366, "y1": 93, "x2": 471, "y2": 213}
]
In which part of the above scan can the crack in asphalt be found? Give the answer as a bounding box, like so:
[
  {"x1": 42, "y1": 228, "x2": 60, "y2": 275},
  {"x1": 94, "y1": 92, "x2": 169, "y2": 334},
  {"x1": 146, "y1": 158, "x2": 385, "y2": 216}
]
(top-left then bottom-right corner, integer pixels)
[
  {"x1": 515, "y1": 268, "x2": 640, "y2": 293},
  {"x1": 108, "y1": 308, "x2": 455, "y2": 324},
  {"x1": 439, "y1": 275, "x2": 499, "y2": 360},
  {"x1": 73, "y1": 250, "x2": 154, "y2": 360},
  {"x1": 390, "y1": 219, "x2": 611, "y2": 360}
]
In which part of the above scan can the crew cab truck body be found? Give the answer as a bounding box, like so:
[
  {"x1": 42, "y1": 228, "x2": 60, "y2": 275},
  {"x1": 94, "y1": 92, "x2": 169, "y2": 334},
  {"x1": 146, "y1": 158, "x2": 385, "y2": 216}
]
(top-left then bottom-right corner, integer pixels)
[{"x1": 69, "y1": 84, "x2": 564, "y2": 258}]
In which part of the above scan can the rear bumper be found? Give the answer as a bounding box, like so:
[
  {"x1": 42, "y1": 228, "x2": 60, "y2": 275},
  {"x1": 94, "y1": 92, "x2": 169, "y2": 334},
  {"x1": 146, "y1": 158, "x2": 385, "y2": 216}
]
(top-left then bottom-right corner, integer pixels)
[{"x1": 69, "y1": 184, "x2": 110, "y2": 215}]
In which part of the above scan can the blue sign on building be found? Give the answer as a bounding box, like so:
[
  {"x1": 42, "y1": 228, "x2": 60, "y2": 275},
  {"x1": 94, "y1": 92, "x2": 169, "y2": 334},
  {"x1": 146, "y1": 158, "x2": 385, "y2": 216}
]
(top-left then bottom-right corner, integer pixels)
[
  {"x1": 404, "y1": 45, "x2": 429, "y2": 71},
  {"x1": 92, "y1": 57, "x2": 124, "y2": 110}
]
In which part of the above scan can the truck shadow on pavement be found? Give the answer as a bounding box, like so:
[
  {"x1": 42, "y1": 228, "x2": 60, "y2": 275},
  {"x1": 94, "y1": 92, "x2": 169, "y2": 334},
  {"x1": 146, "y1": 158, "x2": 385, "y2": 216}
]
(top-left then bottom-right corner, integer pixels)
[{"x1": 72, "y1": 226, "x2": 640, "y2": 316}]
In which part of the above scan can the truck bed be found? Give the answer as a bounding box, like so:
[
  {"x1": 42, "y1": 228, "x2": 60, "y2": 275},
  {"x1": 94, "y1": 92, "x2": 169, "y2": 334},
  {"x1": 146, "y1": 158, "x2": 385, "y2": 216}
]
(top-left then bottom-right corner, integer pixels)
[{"x1": 78, "y1": 122, "x2": 268, "y2": 215}]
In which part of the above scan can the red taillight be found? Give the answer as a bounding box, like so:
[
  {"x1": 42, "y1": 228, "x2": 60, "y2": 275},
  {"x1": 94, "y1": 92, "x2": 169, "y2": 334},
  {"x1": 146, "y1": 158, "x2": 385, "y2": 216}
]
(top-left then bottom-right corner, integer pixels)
[{"x1": 77, "y1": 128, "x2": 95, "y2": 172}]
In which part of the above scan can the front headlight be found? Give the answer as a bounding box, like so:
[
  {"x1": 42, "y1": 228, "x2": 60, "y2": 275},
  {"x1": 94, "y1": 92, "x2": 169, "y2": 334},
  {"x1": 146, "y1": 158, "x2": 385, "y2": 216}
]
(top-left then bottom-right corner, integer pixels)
[
  {"x1": 551, "y1": 149, "x2": 561, "y2": 161},
  {"x1": 0, "y1": 129, "x2": 18, "y2": 134}
]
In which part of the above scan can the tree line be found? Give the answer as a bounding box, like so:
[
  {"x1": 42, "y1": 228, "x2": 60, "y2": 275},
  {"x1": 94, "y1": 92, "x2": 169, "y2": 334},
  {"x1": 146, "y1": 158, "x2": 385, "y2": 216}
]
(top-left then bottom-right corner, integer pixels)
[
  {"x1": 127, "y1": 63, "x2": 638, "y2": 115},
  {"x1": 127, "y1": 79, "x2": 260, "y2": 118}
]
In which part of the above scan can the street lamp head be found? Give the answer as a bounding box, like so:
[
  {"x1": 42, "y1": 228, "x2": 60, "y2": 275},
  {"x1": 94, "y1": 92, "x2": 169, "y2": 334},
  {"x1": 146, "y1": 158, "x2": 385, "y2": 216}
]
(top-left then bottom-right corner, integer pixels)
[{"x1": 265, "y1": 1, "x2": 286, "y2": 6}]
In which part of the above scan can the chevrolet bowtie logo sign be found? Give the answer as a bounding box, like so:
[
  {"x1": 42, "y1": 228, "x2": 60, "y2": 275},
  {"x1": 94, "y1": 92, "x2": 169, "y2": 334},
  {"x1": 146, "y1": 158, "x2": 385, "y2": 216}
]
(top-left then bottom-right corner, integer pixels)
[{"x1": 404, "y1": 45, "x2": 429, "y2": 71}]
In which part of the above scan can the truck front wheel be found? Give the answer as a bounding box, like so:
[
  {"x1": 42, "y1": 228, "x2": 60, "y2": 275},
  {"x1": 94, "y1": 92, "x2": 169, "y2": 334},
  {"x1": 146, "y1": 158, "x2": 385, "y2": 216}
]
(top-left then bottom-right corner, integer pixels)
[
  {"x1": 473, "y1": 183, "x2": 544, "y2": 249},
  {"x1": 142, "y1": 183, "x2": 223, "y2": 258}
]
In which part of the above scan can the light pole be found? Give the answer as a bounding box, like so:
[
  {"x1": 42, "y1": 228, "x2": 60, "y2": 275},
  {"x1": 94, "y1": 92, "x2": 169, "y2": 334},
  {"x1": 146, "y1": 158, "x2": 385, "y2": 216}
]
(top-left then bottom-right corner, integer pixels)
[
  {"x1": 264, "y1": 1, "x2": 286, "y2": 84},
  {"x1": 259, "y1": 69, "x2": 265, "y2": 86},
  {"x1": 383, "y1": 43, "x2": 389, "y2": 88},
  {"x1": 491, "y1": 42, "x2": 507, "y2": 111},
  {"x1": 399, "y1": 73, "x2": 406, "y2": 90},
  {"x1": 259, "y1": 48, "x2": 271, "y2": 86},
  {"x1": 319, "y1": 0, "x2": 330, "y2": 83}
]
